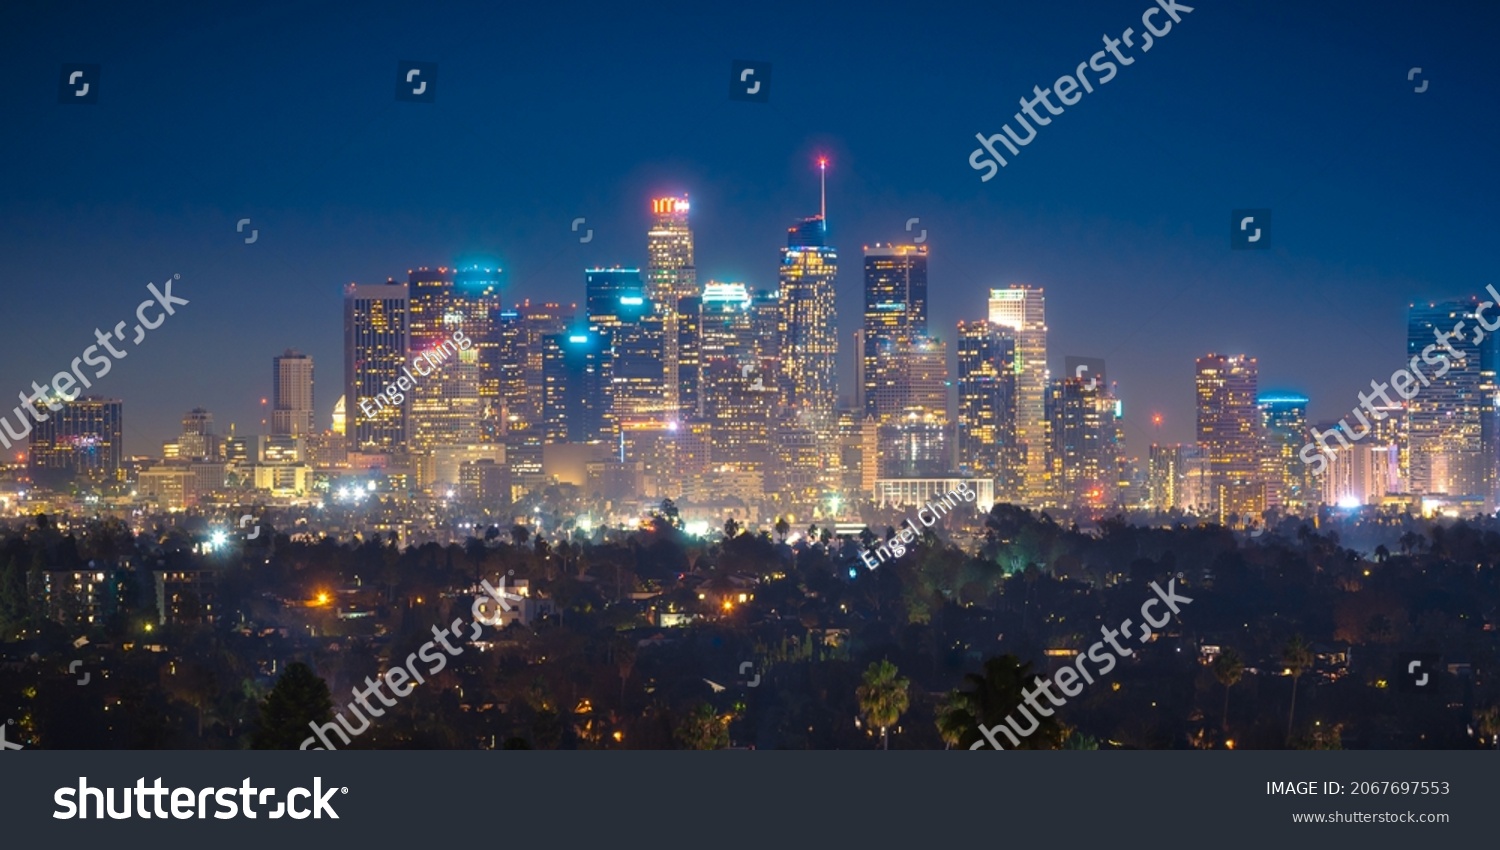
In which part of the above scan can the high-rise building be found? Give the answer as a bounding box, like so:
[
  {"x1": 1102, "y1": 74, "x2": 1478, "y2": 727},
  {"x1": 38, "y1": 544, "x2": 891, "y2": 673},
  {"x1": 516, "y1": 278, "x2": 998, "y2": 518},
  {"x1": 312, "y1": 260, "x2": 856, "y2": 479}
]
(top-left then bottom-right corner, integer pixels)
[
  {"x1": 542, "y1": 329, "x2": 609, "y2": 443},
  {"x1": 344, "y1": 281, "x2": 409, "y2": 453},
  {"x1": 956, "y1": 320, "x2": 1019, "y2": 490},
  {"x1": 272, "y1": 350, "x2": 315, "y2": 437},
  {"x1": 1147, "y1": 444, "x2": 1187, "y2": 511},
  {"x1": 879, "y1": 410, "x2": 948, "y2": 478},
  {"x1": 988, "y1": 286, "x2": 1047, "y2": 503},
  {"x1": 777, "y1": 163, "x2": 839, "y2": 449},
  {"x1": 606, "y1": 289, "x2": 663, "y2": 431},
  {"x1": 586, "y1": 267, "x2": 646, "y2": 329},
  {"x1": 1258, "y1": 393, "x2": 1312, "y2": 513},
  {"x1": 27, "y1": 396, "x2": 123, "y2": 488},
  {"x1": 502, "y1": 300, "x2": 575, "y2": 433},
  {"x1": 863, "y1": 244, "x2": 928, "y2": 420},
  {"x1": 1406, "y1": 299, "x2": 1496, "y2": 500},
  {"x1": 1047, "y1": 376, "x2": 1120, "y2": 509},
  {"x1": 454, "y1": 266, "x2": 505, "y2": 444},
  {"x1": 1196, "y1": 353, "x2": 1262, "y2": 522},
  {"x1": 177, "y1": 407, "x2": 219, "y2": 461},
  {"x1": 406, "y1": 267, "x2": 490, "y2": 450},
  {"x1": 646, "y1": 196, "x2": 697, "y2": 422}
]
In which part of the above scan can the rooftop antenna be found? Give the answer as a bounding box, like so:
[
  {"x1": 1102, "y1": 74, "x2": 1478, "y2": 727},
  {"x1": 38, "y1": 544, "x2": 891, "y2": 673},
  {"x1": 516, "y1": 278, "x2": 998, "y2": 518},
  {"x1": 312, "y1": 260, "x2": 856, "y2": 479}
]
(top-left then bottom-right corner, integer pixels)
[{"x1": 818, "y1": 157, "x2": 827, "y2": 222}]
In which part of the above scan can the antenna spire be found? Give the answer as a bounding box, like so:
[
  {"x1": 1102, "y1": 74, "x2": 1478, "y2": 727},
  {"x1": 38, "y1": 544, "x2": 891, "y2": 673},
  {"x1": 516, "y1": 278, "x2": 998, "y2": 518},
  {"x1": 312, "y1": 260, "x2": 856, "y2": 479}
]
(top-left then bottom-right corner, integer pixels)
[{"x1": 819, "y1": 157, "x2": 827, "y2": 222}]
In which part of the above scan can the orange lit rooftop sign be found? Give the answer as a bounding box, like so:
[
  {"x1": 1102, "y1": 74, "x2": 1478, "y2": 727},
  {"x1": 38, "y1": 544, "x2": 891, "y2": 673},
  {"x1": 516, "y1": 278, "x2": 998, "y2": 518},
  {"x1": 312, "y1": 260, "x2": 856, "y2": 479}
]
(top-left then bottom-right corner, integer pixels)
[{"x1": 652, "y1": 197, "x2": 690, "y2": 215}]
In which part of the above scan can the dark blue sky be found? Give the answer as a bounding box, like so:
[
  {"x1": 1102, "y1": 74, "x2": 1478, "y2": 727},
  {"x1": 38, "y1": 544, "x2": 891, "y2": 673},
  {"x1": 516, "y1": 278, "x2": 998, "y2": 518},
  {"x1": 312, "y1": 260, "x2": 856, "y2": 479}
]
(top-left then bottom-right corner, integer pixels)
[{"x1": 2, "y1": 0, "x2": 1497, "y2": 455}]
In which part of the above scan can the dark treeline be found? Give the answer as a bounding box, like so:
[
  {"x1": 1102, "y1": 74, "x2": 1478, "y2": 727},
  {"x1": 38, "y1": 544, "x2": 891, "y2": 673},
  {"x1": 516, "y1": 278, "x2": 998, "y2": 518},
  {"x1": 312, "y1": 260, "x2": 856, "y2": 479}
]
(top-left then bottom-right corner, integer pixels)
[{"x1": 1, "y1": 504, "x2": 1497, "y2": 750}]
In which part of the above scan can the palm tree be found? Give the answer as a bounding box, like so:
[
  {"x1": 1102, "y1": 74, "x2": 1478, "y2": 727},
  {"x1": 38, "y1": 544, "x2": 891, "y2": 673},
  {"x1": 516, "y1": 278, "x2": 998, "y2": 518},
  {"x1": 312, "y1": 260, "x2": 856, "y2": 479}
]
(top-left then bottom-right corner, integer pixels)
[
  {"x1": 941, "y1": 655, "x2": 1066, "y2": 749},
  {"x1": 935, "y1": 691, "x2": 969, "y2": 749},
  {"x1": 674, "y1": 703, "x2": 728, "y2": 750},
  {"x1": 1474, "y1": 705, "x2": 1500, "y2": 749},
  {"x1": 856, "y1": 659, "x2": 910, "y2": 750},
  {"x1": 1213, "y1": 648, "x2": 1244, "y2": 734},
  {"x1": 1283, "y1": 635, "x2": 1313, "y2": 744},
  {"x1": 775, "y1": 516, "x2": 791, "y2": 542}
]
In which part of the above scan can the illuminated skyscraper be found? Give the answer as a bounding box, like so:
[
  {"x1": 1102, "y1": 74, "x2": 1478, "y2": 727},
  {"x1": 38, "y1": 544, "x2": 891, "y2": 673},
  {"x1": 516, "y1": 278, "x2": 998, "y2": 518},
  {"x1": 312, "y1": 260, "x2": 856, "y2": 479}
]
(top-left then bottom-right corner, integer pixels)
[
  {"x1": 343, "y1": 281, "x2": 408, "y2": 453},
  {"x1": 177, "y1": 408, "x2": 218, "y2": 461},
  {"x1": 454, "y1": 266, "x2": 505, "y2": 443},
  {"x1": 272, "y1": 350, "x2": 315, "y2": 437},
  {"x1": 586, "y1": 267, "x2": 646, "y2": 329},
  {"x1": 778, "y1": 160, "x2": 839, "y2": 447},
  {"x1": 27, "y1": 396, "x2": 123, "y2": 488},
  {"x1": 1258, "y1": 393, "x2": 1312, "y2": 512},
  {"x1": 542, "y1": 329, "x2": 609, "y2": 443},
  {"x1": 1196, "y1": 353, "x2": 1262, "y2": 522},
  {"x1": 587, "y1": 268, "x2": 656, "y2": 431},
  {"x1": 988, "y1": 286, "x2": 1047, "y2": 502},
  {"x1": 863, "y1": 244, "x2": 928, "y2": 420},
  {"x1": 1047, "y1": 376, "x2": 1120, "y2": 509},
  {"x1": 1406, "y1": 299, "x2": 1496, "y2": 500},
  {"x1": 1146, "y1": 444, "x2": 1182, "y2": 511},
  {"x1": 405, "y1": 267, "x2": 493, "y2": 451},
  {"x1": 956, "y1": 320, "x2": 1019, "y2": 490},
  {"x1": 504, "y1": 300, "x2": 575, "y2": 432},
  {"x1": 646, "y1": 195, "x2": 697, "y2": 422}
]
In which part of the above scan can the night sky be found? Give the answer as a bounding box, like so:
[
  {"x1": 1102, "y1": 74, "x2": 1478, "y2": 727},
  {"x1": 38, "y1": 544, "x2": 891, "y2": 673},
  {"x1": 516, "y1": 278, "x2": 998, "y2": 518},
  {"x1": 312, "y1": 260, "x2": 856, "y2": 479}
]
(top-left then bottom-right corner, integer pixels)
[{"x1": 2, "y1": 0, "x2": 1497, "y2": 456}]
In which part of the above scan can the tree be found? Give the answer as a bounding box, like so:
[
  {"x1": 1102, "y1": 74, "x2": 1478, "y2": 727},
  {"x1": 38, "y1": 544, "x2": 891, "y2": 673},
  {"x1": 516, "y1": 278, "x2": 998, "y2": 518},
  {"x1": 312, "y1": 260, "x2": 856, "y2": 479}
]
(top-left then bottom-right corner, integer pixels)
[
  {"x1": 723, "y1": 517, "x2": 740, "y2": 539},
  {"x1": 1213, "y1": 648, "x2": 1244, "y2": 734},
  {"x1": 775, "y1": 516, "x2": 791, "y2": 542},
  {"x1": 510, "y1": 525, "x2": 531, "y2": 547},
  {"x1": 253, "y1": 662, "x2": 334, "y2": 749},
  {"x1": 940, "y1": 655, "x2": 1065, "y2": 750},
  {"x1": 1283, "y1": 635, "x2": 1313, "y2": 744},
  {"x1": 674, "y1": 703, "x2": 728, "y2": 750},
  {"x1": 1474, "y1": 705, "x2": 1500, "y2": 750},
  {"x1": 654, "y1": 498, "x2": 683, "y2": 530},
  {"x1": 856, "y1": 659, "x2": 910, "y2": 750}
]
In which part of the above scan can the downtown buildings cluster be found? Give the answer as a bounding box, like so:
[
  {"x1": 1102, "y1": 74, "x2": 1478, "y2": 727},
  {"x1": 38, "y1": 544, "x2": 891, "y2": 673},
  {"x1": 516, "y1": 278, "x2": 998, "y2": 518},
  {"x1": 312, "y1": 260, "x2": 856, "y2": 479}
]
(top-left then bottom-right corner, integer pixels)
[{"x1": 9, "y1": 175, "x2": 1500, "y2": 530}]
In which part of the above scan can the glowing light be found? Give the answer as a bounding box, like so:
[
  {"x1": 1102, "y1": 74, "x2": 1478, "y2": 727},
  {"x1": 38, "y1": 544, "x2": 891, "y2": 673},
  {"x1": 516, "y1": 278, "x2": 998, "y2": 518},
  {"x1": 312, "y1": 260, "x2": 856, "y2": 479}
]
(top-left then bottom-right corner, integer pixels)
[
  {"x1": 569, "y1": 335, "x2": 588, "y2": 343},
  {"x1": 315, "y1": 592, "x2": 330, "y2": 606},
  {"x1": 619, "y1": 296, "x2": 644, "y2": 306},
  {"x1": 651, "y1": 197, "x2": 690, "y2": 215},
  {"x1": 210, "y1": 531, "x2": 228, "y2": 549}
]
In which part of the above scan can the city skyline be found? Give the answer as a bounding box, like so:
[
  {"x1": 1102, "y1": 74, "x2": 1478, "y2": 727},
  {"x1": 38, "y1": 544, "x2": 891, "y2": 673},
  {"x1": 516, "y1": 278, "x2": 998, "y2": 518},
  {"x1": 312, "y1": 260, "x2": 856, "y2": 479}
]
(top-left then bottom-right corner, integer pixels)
[{"x1": 2, "y1": 0, "x2": 1494, "y2": 455}]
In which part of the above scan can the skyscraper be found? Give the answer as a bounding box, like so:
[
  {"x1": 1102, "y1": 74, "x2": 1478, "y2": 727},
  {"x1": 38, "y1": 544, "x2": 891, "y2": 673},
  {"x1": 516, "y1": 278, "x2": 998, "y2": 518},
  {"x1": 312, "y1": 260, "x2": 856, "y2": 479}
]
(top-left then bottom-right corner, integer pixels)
[
  {"x1": 503, "y1": 300, "x2": 575, "y2": 433},
  {"x1": 777, "y1": 160, "x2": 839, "y2": 448},
  {"x1": 542, "y1": 329, "x2": 609, "y2": 443},
  {"x1": 646, "y1": 196, "x2": 697, "y2": 422},
  {"x1": 1047, "y1": 376, "x2": 1120, "y2": 509},
  {"x1": 863, "y1": 244, "x2": 929, "y2": 420},
  {"x1": 1196, "y1": 353, "x2": 1262, "y2": 522},
  {"x1": 988, "y1": 286, "x2": 1047, "y2": 503},
  {"x1": 1406, "y1": 299, "x2": 1496, "y2": 500},
  {"x1": 454, "y1": 266, "x2": 505, "y2": 443},
  {"x1": 272, "y1": 350, "x2": 315, "y2": 437},
  {"x1": 27, "y1": 396, "x2": 123, "y2": 488},
  {"x1": 956, "y1": 319, "x2": 1019, "y2": 488},
  {"x1": 606, "y1": 290, "x2": 664, "y2": 431},
  {"x1": 407, "y1": 267, "x2": 490, "y2": 451},
  {"x1": 1258, "y1": 393, "x2": 1312, "y2": 512},
  {"x1": 344, "y1": 281, "x2": 409, "y2": 453}
]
